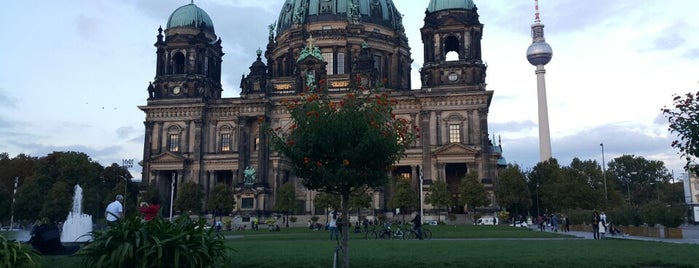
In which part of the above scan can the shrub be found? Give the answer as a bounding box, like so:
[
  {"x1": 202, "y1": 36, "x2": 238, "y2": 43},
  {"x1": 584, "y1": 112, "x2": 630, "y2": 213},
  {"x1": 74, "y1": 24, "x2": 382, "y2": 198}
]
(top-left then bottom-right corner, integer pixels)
[
  {"x1": 0, "y1": 235, "x2": 41, "y2": 268},
  {"x1": 76, "y1": 215, "x2": 233, "y2": 268},
  {"x1": 310, "y1": 216, "x2": 319, "y2": 222},
  {"x1": 609, "y1": 206, "x2": 642, "y2": 226},
  {"x1": 289, "y1": 216, "x2": 297, "y2": 223}
]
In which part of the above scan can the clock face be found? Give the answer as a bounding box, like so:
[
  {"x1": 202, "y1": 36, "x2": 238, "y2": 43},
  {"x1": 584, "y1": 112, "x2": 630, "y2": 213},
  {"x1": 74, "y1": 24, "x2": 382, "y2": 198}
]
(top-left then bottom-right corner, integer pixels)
[
  {"x1": 448, "y1": 72, "x2": 458, "y2": 82},
  {"x1": 173, "y1": 86, "x2": 181, "y2": 95}
]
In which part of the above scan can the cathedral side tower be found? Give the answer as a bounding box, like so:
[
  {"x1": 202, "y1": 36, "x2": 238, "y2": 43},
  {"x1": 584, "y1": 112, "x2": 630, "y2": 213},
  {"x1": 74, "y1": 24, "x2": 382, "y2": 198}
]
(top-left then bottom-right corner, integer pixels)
[
  {"x1": 420, "y1": 0, "x2": 487, "y2": 90},
  {"x1": 149, "y1": 3, "x2": 224, "y2": 100}
]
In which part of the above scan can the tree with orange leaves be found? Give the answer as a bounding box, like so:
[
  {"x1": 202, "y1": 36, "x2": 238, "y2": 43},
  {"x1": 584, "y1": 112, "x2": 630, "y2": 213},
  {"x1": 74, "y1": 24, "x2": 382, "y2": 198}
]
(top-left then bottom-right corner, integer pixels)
[{"x1": 269, "y1": 86, "x2": 417, "y2": 267}]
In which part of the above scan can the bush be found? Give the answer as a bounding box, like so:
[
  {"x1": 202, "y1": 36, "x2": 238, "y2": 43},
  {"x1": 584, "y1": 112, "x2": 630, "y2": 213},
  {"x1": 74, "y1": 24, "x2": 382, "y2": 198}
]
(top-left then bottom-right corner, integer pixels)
[
  {"x1": 609, "y1": 206, "x2": 642, "y2": 226},
  {"x1": 641, "y1": 202, "x2": 684, "y2": 228},
  {"x1": 76, "y1": 215, "x2": 233, "y2": 268},
  {"x1": 0, "y1": 235, "x2": 41, "y2": 268},
  {"x1": 310, "y1": 216, "x2": 319, "y2": 222},
  {"x1": 289, "y1": 216, "x2": 297, "y2": 223}
]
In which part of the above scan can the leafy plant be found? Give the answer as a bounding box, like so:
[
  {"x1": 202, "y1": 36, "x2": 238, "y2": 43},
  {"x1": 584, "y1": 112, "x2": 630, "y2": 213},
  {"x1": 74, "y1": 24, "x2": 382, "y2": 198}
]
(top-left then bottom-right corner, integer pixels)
[
  {"x1": 76, "y1": 215, "x2": 232, "y2": 268},
  {"x1": 0, "y1": 235, "x2": 40, "y2": 268}
]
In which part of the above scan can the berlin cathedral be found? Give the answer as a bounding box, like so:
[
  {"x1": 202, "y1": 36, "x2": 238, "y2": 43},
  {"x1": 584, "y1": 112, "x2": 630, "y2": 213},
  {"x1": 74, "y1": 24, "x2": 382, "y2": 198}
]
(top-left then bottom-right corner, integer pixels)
[{"x1": 139, "y1": 0, "x2": 506, "y2": 218}]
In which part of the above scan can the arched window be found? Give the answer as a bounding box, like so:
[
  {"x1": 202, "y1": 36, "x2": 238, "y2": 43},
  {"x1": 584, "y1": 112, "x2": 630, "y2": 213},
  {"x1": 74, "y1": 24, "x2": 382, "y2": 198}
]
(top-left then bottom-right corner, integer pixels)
[
  {"x1": 167, "y1": 125, "x2": 182, "y2": 152},
  {"x1": 218, "y1": 125, "x2": 234, "y2": 152},
  {"x1": 173, "y1": 52, "x2": 186, "y2": 74},
  {"x1": 444, "y1": 35, "x2": 460, "y2": 61}
]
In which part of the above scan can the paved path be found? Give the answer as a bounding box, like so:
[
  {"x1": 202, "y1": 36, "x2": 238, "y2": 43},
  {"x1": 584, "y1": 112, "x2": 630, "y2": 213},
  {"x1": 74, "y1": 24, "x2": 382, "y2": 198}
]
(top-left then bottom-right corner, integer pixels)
[{"x1": 531, "y1": 225, "x2": 699, "y2": 245}]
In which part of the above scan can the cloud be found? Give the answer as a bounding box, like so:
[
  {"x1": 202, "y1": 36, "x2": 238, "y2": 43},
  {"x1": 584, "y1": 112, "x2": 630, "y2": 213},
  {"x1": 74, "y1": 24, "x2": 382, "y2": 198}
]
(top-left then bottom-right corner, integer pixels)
[
  {"x1": 74, "y1": 15, "x2": 103, "y2": 39},
  {"x1": 116, "y1": 126, "x2": 136, "y2": 139},
  {"x1": 0, "y1": 88, "x2": 16, "y2": 108},
  {"x1": 683, "y1": 48, "x2": 699, "y2": 59}
]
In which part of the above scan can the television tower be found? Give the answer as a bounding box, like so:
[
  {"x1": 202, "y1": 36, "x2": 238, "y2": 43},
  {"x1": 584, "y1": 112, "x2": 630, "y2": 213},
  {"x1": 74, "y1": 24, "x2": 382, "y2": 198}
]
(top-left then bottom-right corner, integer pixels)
[{"x1": 526, "y1": 0, "x2": 553, "y2": 162}]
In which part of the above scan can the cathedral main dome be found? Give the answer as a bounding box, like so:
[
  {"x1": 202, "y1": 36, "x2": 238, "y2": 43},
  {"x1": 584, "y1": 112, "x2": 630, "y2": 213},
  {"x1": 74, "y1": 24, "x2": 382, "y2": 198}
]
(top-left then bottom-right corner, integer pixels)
[
  {"x1": 427, "y1": 0, "x2": 476, "y2": 12},
  {"x1": 166, "y1": 3, "x2": 215, "y2": 35},
  {"x1": 276, "y1": 0, "x2": 403, "y2": 36}
]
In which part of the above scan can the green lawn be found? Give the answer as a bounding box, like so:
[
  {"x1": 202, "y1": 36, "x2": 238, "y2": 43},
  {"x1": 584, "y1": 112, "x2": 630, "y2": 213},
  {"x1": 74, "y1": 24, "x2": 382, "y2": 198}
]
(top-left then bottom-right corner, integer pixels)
[{"x1": 7, "y1": 225, "x2": 699, "y2": 268}]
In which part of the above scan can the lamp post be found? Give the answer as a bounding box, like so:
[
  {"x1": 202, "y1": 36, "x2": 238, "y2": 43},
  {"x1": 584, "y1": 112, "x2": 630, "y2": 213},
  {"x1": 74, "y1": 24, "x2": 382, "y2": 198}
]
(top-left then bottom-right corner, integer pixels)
[
  {"x1": 9, "y1": 177, "x2": 18, "y2": 230},
  {"x1": 122, "y1": 159, "x2": 133, "y2": 216},
  {"x1": 536, "y1": 183, "x2": 541, "y2": 217},
  {"x1": 628, "y1": 172, "x2": 637, "y2": 205},
  {"x1": 419, "y1": 167, "x2": 424, "y2": 224},
  {"x1": 600, "y1": 143, "x2": 608, "y2": 206},
  {"x1": 170, "y1": 172, "x2": 176, "y2": 221}
]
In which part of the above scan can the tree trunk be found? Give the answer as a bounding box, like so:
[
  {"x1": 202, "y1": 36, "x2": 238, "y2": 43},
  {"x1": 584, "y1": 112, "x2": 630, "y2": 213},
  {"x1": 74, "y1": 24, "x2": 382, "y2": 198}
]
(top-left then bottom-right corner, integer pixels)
[{"x1": 341, "y1": 193, "x2": 350, "y2": 268}]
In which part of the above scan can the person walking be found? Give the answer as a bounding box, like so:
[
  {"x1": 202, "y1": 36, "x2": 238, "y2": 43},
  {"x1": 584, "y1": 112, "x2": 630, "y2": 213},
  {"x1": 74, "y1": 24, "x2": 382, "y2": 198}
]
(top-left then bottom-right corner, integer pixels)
[
  {"x1": 551, "y1": 214, "x2": 559, "y2": 233},
  {"x1": 105, "y1": 194, "x2": 124, "y2": 223},
  {"x1": 591, "y1": 211, "x2": 601, "y2": 240},
  {"x1": 328, "y1": 210, "x2": 338, "y2": 240},
  {"x1": 563, "y1": 215, "x2": 570, "y2": 232}
]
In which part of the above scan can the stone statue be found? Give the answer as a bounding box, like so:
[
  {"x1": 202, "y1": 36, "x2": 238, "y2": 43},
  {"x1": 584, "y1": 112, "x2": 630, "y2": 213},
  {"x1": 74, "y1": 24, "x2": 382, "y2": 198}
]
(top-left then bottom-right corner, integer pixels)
[
  {"x1": 268, "y1": 23, "x2": 275, "y2": 40},
  {"x1": 243, "y1": 166, "x2": 256, "y2": 187},
  {"x1": 347, "y1": 0, "x2": 359, "y2": 23},
  {"x1": 147, "y1": 82, "x2": 155, "y2": 99},
  {"x1": 306, "y1": 70, "x2": 316, "y2": 90}
]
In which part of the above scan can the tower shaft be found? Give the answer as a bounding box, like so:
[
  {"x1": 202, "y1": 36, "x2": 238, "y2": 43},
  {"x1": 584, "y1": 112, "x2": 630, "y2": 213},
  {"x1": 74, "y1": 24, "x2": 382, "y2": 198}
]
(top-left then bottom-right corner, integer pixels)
[{"x1": 536, "y1": 65, "x2": 551, "y2": 161}]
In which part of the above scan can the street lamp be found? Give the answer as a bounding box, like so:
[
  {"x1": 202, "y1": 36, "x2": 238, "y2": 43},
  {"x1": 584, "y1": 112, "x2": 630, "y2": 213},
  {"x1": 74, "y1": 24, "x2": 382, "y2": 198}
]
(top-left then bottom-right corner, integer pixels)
[
  {"x1": 600, "y1": 143, "x2": 608, "y2": 206},
  {"x1": 628, "y1": 172, "x2": 637, "y2": 205},
  {"x1": 536, "y1": 183, "x2": 541, "y2": 217},
  {"x1": 419, "y1": 167, "x2": 424, "y2": 224},
  {"x1": 122, "y1": 159, "x2": 133, "y2": 216}
]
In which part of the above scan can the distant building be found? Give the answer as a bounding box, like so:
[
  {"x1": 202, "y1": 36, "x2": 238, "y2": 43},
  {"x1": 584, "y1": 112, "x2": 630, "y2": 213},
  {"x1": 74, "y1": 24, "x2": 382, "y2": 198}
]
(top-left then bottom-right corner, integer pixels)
[{"x1": 139, "y1": 0, "x2": 505, "y2": 217}]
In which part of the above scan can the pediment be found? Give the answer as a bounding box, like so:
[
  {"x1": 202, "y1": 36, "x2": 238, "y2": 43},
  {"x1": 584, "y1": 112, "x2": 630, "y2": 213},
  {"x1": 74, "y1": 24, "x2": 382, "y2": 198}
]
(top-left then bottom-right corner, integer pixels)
[
  {"x1": 150, "y1": 151, "x2": 187, "y2": 164},
  {"x1": 433, "y1": 143, "x2": 478, "y2": 157}
]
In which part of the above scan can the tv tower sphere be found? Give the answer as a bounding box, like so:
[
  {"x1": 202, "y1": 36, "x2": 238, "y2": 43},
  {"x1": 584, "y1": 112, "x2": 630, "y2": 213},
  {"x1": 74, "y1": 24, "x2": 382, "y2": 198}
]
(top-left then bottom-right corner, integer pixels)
[{"x1": 527, "y1": 40, "x2": 552, "y2": 66}]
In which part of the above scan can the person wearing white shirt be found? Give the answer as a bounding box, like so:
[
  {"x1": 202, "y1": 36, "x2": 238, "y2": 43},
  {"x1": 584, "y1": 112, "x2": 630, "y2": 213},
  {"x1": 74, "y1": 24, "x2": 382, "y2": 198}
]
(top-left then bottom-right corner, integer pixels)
[{"x1": 105, "y1": 195, "x2": 124, "y2": 223}]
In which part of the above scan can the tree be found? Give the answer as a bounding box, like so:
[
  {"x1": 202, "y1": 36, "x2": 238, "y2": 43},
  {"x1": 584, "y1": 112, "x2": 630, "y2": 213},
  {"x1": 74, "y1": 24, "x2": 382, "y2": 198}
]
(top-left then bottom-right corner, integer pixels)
[
  {"x1": 528, "y1": 159, "x2": 562, "y2": 214},
  {"x1": 274, "y1": 182, "x2": 297, "y2": 227},
  {"x1": 662, "y1": 90, "x2": 699, "y2": 173},
  {"x1": 425, "y1": 180, "x2": 450, "y2": 221},
  {"x1": 207, "y1": 184, "x2": 235, "y2": 220},
  {"x1": 607, "y1": 155, "x2": 672, "y2": 206},
  {"x1": 40, "y1": 181, "x2": 72, "y2": 222},
  {"x1": 175, "y1": 181, "x2": 203, "y2": 214},
  {"x1": 495, "y1": 165, "x2": 530, "y2": 222},
  {"x1": 388, "y1": 178, "x2": 417, "y2": 223},
  {"x1": 458, "y1": 171, "x2": 489, "y2": 212},
  {"x1": 269, "y1": 86, "x2": 417, "y2": 267},
  {"x1": 348, "y1": 186, "x2": 372, "y2": 220},
  {"x1": 313, "y1": 192, "x2": 340, "y2": 224}
]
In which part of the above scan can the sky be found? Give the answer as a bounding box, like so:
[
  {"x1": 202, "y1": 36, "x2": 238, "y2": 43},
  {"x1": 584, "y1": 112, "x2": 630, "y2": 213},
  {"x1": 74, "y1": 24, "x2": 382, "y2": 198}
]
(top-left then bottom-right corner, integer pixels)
[{"x1": 1, "y1": 0, "x2": 698, "y2": 180}]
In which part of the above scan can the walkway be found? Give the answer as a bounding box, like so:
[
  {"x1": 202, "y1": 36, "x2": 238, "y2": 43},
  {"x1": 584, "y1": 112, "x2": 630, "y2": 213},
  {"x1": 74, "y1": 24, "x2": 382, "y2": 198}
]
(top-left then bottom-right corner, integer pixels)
[{"x1": 532, "y1": 225, "x2": 699, "y2": 245}]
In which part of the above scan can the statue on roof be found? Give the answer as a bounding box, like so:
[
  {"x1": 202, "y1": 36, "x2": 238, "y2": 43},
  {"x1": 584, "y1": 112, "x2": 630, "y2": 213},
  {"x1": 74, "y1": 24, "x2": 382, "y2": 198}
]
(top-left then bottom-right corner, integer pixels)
[
  {"x1": 347, "y1": 0, "x2": 359, "y2": 23},
  {"x1": 268, "y1": 23, "x2": 275, "y2": 40}
]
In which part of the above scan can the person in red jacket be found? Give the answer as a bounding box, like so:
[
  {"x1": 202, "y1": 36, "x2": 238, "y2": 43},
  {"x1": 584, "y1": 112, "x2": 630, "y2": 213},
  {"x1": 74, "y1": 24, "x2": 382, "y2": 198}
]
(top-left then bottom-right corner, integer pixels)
[{"x1": 139, "y1": 196, "x2": 161, "y2": 221}]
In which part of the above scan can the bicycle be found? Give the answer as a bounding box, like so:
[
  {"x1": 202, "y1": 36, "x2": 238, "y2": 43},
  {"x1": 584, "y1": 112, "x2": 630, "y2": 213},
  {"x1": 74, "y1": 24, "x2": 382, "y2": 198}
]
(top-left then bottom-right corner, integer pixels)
[
  {"x1": 364, "y1": 225, "x2": 378, "y2": 240},
  {"x1": 332, "y1": 238, "x2": 342, "y2": 268},
  {"x1": 405, "y1": 224, "x2": 432, "y2": 240}
]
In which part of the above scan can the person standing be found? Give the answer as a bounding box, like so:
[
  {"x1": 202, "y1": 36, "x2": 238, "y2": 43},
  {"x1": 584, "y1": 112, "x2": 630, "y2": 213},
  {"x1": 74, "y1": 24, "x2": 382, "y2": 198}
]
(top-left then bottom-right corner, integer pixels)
[
  {"x1": 591, "y1": 211, "x2": 601, "y2": 240},
  {"x1": 551, "y1": 214, "x2": 559, "y2": 233},
  {"x1": 563, "y1": 215, "x2": 570, "y2": 232},
  {"x1": 139, "y1": 196, "x2": 160, "y2": 221},
  {"x1": 105, "y1": 194, "x2": 124, "y2": 223},
  {"x1": 328, "y1": 210, "x2": 338, "y2": 240}
]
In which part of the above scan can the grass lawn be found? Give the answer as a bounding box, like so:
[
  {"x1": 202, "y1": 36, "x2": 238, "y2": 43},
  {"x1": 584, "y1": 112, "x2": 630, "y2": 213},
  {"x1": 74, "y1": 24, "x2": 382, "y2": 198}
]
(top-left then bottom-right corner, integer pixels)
[{"x1": 7, "y1": 225, "x2": 699, "y2": 268}]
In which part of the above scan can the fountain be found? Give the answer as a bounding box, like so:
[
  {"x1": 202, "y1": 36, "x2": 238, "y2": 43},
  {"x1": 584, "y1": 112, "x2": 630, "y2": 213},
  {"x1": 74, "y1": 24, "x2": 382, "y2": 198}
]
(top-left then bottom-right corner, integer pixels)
[{"x1": 60, "y1": 184, "x2": 93, "y2": 243}]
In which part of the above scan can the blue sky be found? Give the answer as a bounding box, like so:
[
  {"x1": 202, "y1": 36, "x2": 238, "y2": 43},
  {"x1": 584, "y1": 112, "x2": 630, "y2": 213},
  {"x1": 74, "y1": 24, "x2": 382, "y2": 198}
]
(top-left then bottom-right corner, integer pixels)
[{"x1": 1, "y1": 0, "x2": 698, "y2": 179}]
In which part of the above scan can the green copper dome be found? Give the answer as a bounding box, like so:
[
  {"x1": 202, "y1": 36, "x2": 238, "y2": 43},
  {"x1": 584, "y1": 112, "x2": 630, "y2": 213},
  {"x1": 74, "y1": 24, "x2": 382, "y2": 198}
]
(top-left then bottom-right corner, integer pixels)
[
  {"x1": 276, "y1": 0, "x2": 403, "y2": 35},
  {"x1": 167, "y1": 4, "x2": 215, "y2": 34},
  {"x1": 427, "y1": 0, "x2": 476, "y2": 12}
]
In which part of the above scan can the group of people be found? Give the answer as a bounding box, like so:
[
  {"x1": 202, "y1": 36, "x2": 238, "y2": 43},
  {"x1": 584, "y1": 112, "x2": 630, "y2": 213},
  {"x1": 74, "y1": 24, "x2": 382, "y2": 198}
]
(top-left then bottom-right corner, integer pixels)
[
  {"x1": 106, "y1": 194, "x2": 162, "y2": 224},
  {"x1": 536, "y1": 214, "x2": 571, "y2": 233}
]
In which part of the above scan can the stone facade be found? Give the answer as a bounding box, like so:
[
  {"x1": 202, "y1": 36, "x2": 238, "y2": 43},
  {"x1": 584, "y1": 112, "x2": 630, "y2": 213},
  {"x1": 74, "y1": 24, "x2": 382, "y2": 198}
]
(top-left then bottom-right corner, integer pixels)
[{"x1": 139, "y1": 1, "x2": 504, "y2": 217}]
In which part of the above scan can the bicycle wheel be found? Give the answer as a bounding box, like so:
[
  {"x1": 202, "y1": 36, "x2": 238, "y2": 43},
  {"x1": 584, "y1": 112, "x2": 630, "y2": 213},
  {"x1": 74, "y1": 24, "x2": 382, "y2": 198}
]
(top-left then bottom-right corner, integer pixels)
[
  {"x1": 404, "y1": 229, "x2": 414, "y2": 240},
  {"x1": 423, "y1": 229, "x2": 432, "y2": 240},
  {"x1": 365, "y1": 230, "x2": 377, "y2": 240}
]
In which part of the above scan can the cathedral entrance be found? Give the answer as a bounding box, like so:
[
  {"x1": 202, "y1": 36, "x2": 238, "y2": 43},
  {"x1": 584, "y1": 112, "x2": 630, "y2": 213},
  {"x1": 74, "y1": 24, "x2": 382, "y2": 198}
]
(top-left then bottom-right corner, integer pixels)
[{"x1": 445, "y1": 163, "x2": 467, "y2": 213}]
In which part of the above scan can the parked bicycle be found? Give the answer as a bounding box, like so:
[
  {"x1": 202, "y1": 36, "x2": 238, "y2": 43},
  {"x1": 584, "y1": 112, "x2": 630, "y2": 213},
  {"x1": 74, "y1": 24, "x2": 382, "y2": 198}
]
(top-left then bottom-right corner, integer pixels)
[{"x1": 364, "y1": 225, "x2": 379, "y2": 240}]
